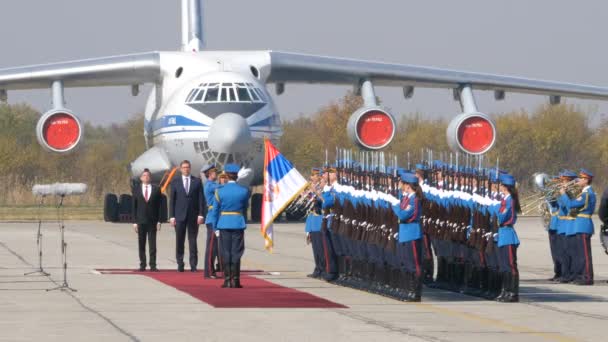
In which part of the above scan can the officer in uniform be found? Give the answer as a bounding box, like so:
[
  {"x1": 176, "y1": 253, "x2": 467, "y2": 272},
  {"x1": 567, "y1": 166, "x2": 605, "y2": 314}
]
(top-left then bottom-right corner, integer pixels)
[
  {"x1": 211, "y1": 164, "x2": 251, "y2": 288},
  {"x1": 305, "y1": 168, "x2": 325, "y2": 278},
  {"x1": 559, "y1": 169, "x2": 595, "y2": 285},
  {"x1": 201, "y1": 164, "x2": 220, "y2": 279}
]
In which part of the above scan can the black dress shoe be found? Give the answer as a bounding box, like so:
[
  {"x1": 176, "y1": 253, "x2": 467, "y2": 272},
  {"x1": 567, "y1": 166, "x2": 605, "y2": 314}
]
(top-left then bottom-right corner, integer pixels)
[
  {"x1": 138, "y1": 267, "x2": 146, "y2": 272},
  {"x1": 191, "y1": 268, "x2": 198, "y2": 273},
  {"x1": 150, "y1": 267, "x2": 159, "y2": 272},
  {"x1": 178, "y1": 266, "x2": 185, "y2": 272}
]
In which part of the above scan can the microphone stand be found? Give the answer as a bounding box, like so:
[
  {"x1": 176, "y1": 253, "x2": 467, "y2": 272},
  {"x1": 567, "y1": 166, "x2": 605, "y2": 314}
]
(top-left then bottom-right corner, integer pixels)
[
  {"x1": 47, "y1": 195, "x2": 76, "y2": 292},
  {"x1": 25, "y1": 196, "x2": 50, "y2": 276}
]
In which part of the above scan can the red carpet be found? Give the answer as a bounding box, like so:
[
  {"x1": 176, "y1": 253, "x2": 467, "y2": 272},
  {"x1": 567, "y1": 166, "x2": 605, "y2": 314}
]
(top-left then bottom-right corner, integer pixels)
[{"x1": 97, "y1": 269, "x2": 347, "y2": 309}]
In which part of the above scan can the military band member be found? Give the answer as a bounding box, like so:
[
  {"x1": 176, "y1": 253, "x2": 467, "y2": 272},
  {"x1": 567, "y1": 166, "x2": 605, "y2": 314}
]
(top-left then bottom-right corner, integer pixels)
[
  {"x1": 559, "y1": 169, "x2": 595, "y2": 285},
  {"x1": 556, "y1": 170, "x2": 577, "y2": 283},
  {"x1": 212, "y1": 164, "x2": 251, "y2": 288}
]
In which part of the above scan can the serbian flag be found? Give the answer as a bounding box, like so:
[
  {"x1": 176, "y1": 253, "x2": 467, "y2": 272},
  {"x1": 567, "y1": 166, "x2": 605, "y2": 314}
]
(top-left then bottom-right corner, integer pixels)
[{"x1": 261, "y1": 138, "x2": 308, "y2": 252}]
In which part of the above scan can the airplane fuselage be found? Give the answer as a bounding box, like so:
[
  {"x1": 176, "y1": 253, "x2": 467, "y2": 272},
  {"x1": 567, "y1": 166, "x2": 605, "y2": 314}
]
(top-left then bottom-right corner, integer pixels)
[{"x1": 132, "y1": 51, "x2": 283, "y2": 185}]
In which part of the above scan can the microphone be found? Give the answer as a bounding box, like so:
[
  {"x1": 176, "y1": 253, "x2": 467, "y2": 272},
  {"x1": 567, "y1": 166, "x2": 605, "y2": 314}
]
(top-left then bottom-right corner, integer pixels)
[{"x1": 32, "y1": 183, "x2": 88, "y2": 196}]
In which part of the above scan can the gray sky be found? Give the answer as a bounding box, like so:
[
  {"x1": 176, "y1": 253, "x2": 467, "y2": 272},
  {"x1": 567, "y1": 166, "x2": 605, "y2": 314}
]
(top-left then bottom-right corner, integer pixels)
[{"x1": 1, "y1": 0, "x2": 607, "y2": 126}]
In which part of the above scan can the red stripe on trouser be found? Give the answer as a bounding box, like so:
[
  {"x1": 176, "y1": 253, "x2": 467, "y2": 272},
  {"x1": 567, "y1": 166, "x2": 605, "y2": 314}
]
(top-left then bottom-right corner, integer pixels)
[
  {"x1": 412, "y1": 241, "x2": 421, "y2": 277},
  {"x1": 508, "y1": 245, "x2": 515, "y2": 275},
  {"x1": 423, "y1": 235, "x2": 431, "y2": 259},
  {"x1": 208, "y1": 233, "x2": 215, "y2": 273},
  {"x1": 479, "y1": 251, "x2": 485, "y2": 267},
  {"x1": 582, "y1": 234, "x2": 590, "y2": 279},
  {"x1": 321, "y1": 233, "x2": 330, "y2": 272}
]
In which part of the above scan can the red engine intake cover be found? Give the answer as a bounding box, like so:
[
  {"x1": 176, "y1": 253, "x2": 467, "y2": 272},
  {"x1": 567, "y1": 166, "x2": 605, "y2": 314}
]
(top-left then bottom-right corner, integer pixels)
[
  {"x1": 348, "y1": 108, "x2": 396, "y2": 150},
  {"x1": 457, "y1": 116, "x2": 495, "y2": 154},
  {"x1": 36, "y1": 110, "x2": 83, "y2": 153}
]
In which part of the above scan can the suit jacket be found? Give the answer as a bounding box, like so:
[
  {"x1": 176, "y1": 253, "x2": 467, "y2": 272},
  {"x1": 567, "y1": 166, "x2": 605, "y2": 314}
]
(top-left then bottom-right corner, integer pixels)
[
  {"x1": 170, "y1": 175, "x2": 205, "y2": 222},
  {"x1": 599, "y1": 188, "x2": 608, "y2": 225},
  {"x1": 132, "y1": 184, "x2": 162, "y2": 225}
]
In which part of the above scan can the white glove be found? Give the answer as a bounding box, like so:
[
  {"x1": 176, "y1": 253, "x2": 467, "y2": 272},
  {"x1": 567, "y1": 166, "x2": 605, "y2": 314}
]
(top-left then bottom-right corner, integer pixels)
[
  {"x1": 393, "y1": 232, "x2": 399, "y2": 239},
  {"x1": 215, "y1": 230, "x2": 220, "y2": 237},
  {"x1": 492, "y1": 233, "x2": 498, "y2": 240}
]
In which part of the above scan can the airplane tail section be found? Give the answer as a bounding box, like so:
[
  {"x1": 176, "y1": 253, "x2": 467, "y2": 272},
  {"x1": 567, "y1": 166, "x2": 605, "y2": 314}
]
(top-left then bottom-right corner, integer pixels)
[{"x1": 181, "y1": 0, "x2": 205, "y2": 52}]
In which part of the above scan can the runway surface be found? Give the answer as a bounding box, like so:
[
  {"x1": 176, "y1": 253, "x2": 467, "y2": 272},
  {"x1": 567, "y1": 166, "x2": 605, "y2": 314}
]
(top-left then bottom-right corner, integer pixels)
[{"x1": 0, "y1": 217, "x2": 607, "y2": 342}]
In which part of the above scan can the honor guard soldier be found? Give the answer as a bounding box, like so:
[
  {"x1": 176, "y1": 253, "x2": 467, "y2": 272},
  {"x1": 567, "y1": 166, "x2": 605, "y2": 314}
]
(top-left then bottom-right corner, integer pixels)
[
  {"x1": 559, "y1": 169, "x2": 595, "y2": 285},
  {"x1": 211, "y1": 164, "x2": 251, "y2": 288},
  {"x1": 320, "y1": 166, "x2": 339, "y2": 281},
  {"x1": 201, "y1": 164, "x2": 220, "y2": 279},
  {"x1": 392, "y1": 172, "x2": 424, "y2": 302},
  {"x1": 496, "y1": 174, "x2": 521, "y2": 302}
]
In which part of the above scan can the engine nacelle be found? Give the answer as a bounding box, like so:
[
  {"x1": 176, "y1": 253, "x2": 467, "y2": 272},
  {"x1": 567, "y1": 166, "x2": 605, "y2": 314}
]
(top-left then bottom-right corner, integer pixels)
[
  {"x1": 347, "y1": 107, "x2": 396, "y2": 150},
  {"x1": 446, "y1": 112, "x2": 496, "y2": 155},
  {"x1": 36, "y1": 109, "x2": 84, "y2": 153}
]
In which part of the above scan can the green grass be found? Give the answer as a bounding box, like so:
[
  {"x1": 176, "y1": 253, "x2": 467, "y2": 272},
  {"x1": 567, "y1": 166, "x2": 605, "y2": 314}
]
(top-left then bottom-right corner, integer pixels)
[{"x1": 0, "y1": 206, "x2": 103, "y2": 221}]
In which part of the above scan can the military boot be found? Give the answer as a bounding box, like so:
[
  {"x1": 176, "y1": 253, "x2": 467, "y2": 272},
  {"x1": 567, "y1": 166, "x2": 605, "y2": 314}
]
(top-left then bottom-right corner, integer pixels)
[
  {"x1": 407, "y1": 273, "x2": 422, "y2": 302},
  {"x1": 232, "y1": 262, "x2": 243, "y2": 288},
  {"x1": 221, "y1": 263, "x2": 231, "y2": 288}
]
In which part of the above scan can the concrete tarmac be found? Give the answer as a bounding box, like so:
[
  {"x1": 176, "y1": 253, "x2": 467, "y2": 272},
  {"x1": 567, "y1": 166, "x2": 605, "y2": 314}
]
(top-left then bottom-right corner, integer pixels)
[{"x1": 0, "y1": 217, "x2": 607, "y2": 342}]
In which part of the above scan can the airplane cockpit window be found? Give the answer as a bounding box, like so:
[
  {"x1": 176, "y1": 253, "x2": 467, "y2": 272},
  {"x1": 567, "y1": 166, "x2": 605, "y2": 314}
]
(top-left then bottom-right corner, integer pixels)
[{"x1": 185, "y1": 82, "x2": 267, "y2": 104}]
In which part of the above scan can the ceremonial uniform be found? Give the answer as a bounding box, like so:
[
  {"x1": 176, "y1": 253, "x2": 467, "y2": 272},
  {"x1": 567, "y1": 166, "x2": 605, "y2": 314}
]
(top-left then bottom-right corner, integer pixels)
[
  {"x1": 202, "y1": 164, "x2": 220, "y2": 278},
  {"x1": 496, "y1": 174, "x2": 519, "y2": 302},
  {"x1": 212, "y1": 164, "x2": 250, "y2": 288},
  {"x1": 320, "y1": 176, "x2": 339, "y2": 280},
  {"x1": 392, "y1": 173, "x2": 423, "y2": 302},
  {"x1": 559, "y1": 169, "x2": 595, "y2": 285}
]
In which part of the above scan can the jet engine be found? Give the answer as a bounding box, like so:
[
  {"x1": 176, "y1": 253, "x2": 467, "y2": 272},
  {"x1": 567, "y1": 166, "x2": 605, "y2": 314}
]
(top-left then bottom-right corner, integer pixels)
[
  {"x1": 346, "y1": 107, "x2": 396, "y2": 150},
  {"x1": 35, "y1": 109, "x2": 84, "y2": 153},
  {"x1": 447, "y1": 85, "x2": 497, "y2": 155},
  {"x1": 446, "y1": 112, "x2": 496, "y2": 155}
]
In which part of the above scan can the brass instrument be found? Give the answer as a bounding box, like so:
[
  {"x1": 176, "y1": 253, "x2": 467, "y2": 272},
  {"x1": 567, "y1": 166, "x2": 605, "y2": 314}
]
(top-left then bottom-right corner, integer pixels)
[{"x1": 522, "y1": 173, "x2": 579, "y2": 220}]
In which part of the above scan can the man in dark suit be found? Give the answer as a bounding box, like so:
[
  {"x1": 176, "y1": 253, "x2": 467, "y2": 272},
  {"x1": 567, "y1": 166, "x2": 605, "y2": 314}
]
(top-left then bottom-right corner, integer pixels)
[
  {"x1": 132, "y1": 169, "x2": 163, "y2": 271},
  {"x1": 170, "y1": 160, "x2": 206, "y2": 272}
]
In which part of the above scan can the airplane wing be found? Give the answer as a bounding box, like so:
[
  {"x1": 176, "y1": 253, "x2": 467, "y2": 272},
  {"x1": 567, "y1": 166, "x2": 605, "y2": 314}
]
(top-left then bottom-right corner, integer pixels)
[
  {"x1": 267, "y1": 51, "x2": 608, "y2": 100},
  {"x1": 0, "y1": 52, "x2": 161, "y2": 90}
]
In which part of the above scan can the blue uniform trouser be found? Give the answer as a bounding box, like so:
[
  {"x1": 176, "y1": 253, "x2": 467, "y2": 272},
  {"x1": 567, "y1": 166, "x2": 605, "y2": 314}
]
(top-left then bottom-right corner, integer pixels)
[
  {"x1": 219, "y1": 229, "x2": 244, "y2": 266},
  {"x1": 571, "y1": 233, "x2": 593, "y2": 282},
  {"x1": 321, "y1": 227, "x2": 338, "y2": 276},
  {"x1": 498, "y1": 244, "x2": 518, "y2": 275},
  {"x1": 204, "y1": 224, "x2": 219, "y2": 276},
  {"x1": 563, "y1": 235, "x2": 577, "y2": 281},
  {"x1": 310, "y1": 231, "x2": 325, "y2": 276},
  {"x1": 398, "y1": 239, "x2": 423, "y2": 276},
  {"x1": 547, "y1": 230, "x2": 561, "y2": 277}
]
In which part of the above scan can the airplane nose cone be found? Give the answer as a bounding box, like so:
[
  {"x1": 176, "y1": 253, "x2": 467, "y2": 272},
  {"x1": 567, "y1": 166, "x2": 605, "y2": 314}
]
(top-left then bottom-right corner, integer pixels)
[{"x1": 208, "y1": 112, "x2": 251, "y2": 153}]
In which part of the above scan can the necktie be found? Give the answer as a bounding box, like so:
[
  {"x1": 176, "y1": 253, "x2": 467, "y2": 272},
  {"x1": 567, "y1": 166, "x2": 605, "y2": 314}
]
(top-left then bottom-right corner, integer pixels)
[
  {"x1": 185, "y1": 177, "x2": 189, "y2": 193},
  {"x1": 144, "y1": 186, "x2": 149, "y2": 202}
]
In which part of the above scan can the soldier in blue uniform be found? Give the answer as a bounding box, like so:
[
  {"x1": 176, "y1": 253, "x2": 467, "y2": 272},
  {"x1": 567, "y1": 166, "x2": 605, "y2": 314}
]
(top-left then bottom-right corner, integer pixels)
[
  {"x1": 556, "y1": 170, "x2": 577, "y2": 283},
  {"x1": 545, "y1": 176, "x2": 561, "y2": 281},
  {"x1": 496, "y1": 174, "x2": 521, "y2": 302},
  {"x1": 320, "y1": 167, "x2": 339, "y2": 281},
  {"x1": 212, "y1": 164, "x2": 251, "y2": 288},
  {"x1": 305, "y1": 168, "x2": 325, "y2": 278},
  {"x1": 392, "y1": 172, "x2": 424, "y2": 302},
  {"x1": 201, "y1": 164, "x2": 220, "y2": 279},
  {"x1": 559, "y1": 169, "x2": 596, "y2": 285}
]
